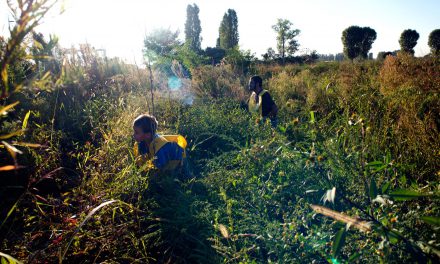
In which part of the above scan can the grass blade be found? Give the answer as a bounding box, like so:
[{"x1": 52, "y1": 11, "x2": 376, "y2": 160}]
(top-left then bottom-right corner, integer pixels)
[
  {"x1": 61, "y1": 200, "x2": 117, "y2": 263},
  {"x1": 421, "y1": 216, "x2": 440, "y2": 226},
  {"x1": 0, "y1": 102, "x2": 19, "y2": 115},
  {"x1": 332, "y1": 227, "x2": 346, "y2": 258},
  {"x1": 389, "y1": 189, "x2": 425, "y2": 201},
  {"x1": 0, "y1": 252, "x2": 23, "y2": 264},
  {"x1": 22, "y1": 111, "x2": 31, "y2": 130}
]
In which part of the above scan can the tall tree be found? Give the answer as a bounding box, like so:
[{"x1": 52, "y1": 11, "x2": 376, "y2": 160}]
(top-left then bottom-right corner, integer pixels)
[
  {"x1": 184, "y1": 4, "x2": 202, "y2": 52},
  {"x1": 272, "y1": 18, "x2": 300, "y2": 64},
  {"x1": 399, "y1": 29, "x2": 419, "y2": 55},
  {"x1": 342, "y1": 26, "x2": 376, "y2": 60},
  {"x1": 143, "y1": 28, "x2": 181, "y2": 114},
  {"x1": 428, "y1": 29, "x2": 440, "y2": 56},
  {"x1": 218, "y1": 9, "x2": 239, "y2": 49},
  {"x1": 143, "y1": 28, "x2": 180, "y2": 60}
]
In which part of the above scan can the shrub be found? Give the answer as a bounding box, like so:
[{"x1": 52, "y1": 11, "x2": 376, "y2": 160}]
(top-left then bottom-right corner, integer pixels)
[{"x1": 190, "y1": 65, "x2": 246, "y2": 100}]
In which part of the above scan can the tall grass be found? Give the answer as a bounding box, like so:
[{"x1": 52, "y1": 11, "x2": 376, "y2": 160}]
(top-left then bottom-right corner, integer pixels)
[{"x1": 1, "y1": 1, "x2": 439, "y2": 262}]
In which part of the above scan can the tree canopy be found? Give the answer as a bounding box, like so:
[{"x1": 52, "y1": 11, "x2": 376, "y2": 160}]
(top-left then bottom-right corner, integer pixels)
[
  {"x1": 341, "y1": 26, "x2": 377, "y2": 60},
  {"x1": 399, "y1": 29, "x2": 419, "y2": 55},
  {"x1": 184, "y1": 3, "x2": 202, "y2": 52},
  {"x1": 143, "y1": 28, "x2": 181, "y2": 62},
  {"x1": 272, "y1": 18, "x2": 300, "y2": 64},
  {"x1": 218, "y1": 9, "x2": 239, "y2": 50},
  {"x1": 428, "y1": 29, "x2": 440, "y2": 56}
]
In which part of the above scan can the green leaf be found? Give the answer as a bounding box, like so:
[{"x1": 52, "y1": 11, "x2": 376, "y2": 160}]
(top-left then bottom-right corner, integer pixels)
[
  {"x1": 348, "y1": 252, "x2": 361, "y2": 262},
  {"x1": 0, "y1": 200, "x2": 19, "y2": 229},
  {"x1": 421, "y1": 216, "x2": 440, "y2": 226},
  {"x1": 332, "y1": 228, "x2": 346, "y2": 258},
  {"x1": 22, "y1": 111, "x2": 31, "y2": 130},
  {"x1": 366, "y1": 161, "x2": 386, "y2": 172},
  {"x1": 381, "y1": 181, "x2": 391, "y2": 194},
  {"x1": 389, "y1": 189, "x2": 424, "y2": 201},
  {"x1": 385, "y1": 151, "x2": 391, "y2": 164},
  {"x1": 0, "y1": 251, "x2": 23, "y2": 263},
  {"x1": 0, "y1": 252, "x2": 22, "y2": 264},
  {"x1": 366, "y1": 161, "x2": 383, "y2": 167},
  {"x1": 399, "y1": 175, "x2": 407, "y2": 185},
  {"x1": 310, "y1": 111, "x2": 315, "y2": 123},
  {"x1": 387, "y1": 229, "x2": 401, "y2": 244},
  {"x1": 369, "y1": 177, "x2": 378, "y2": 199}
]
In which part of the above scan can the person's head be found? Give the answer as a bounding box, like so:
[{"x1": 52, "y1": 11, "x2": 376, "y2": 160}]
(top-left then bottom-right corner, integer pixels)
[
  {"x1": 133, "y1": 114, "x2": 158, "y2": 143},
  {"x1": 248, "y1": 75, "x2": 263, "y2": 92}
]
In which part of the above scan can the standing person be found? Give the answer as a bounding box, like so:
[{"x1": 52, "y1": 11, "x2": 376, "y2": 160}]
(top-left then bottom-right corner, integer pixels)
[
  {"x1": 132, "y1": 114, "x2": 188, "y2": 174},
  {"x1": 248, "y1": 75, "x2": 278, "y2": 127}
]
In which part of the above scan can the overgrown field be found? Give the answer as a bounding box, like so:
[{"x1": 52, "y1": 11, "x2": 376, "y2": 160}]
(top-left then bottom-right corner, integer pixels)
[{"x1": 1, "y1": 5, "x2": 440, "y2": 263}]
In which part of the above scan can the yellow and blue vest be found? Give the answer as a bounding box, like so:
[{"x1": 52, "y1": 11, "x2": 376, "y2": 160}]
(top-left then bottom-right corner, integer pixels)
[
  {"x1": 248, "y1": 89, "x2": 268, "y2": 117},
  {"x1": 133, "y1": 134, "x2": 187, "y2": 171}
]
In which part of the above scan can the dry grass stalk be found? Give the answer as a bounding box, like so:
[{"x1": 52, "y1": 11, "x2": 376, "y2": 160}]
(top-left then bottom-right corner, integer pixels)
[{"x1": 310, "y1": 204, "x2": 372, "y2": 232}]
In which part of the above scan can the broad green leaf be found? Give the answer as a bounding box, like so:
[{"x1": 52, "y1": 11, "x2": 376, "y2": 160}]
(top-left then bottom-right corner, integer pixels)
[
  {"x1": 421, "y1": 216, "x2": 440, "y2": 226},
  {"x1": 332, "y1": 227, "x2": 346, "y2": 258},
  {"x1": 310, "y1": 111, "x2": 315, "y2": 123},
  {"x1": 369, "y1": 177, "x2": 378, "y2": 199},
  {"x1": 22, "y1": 111, "x2": 31, "y2": 130},
  {"x1": 381, "y1": 181, "x2": 391, "y2": 194},
  {"x1": 389, "y1": 189, "x2": 424, "y2": 201}
]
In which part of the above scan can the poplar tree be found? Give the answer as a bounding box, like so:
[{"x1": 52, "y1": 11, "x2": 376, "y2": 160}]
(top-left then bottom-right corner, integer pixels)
[
  {"x1": 218, "y1": 9, "x2": 239, "y2": 49},
  {"x1": 184, "y1": 3, "x2": 202, "y2": 52}
]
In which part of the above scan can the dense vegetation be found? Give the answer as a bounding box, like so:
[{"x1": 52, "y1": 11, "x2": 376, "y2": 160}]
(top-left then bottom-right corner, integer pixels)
[{"x1": 1, "y1": 1, "x2": 439, "y2": 263}]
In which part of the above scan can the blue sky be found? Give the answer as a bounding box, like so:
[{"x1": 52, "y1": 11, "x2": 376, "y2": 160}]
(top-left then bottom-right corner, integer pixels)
[{"x1": 1, "y1": 0, "x2": 439, "y2": 63}]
